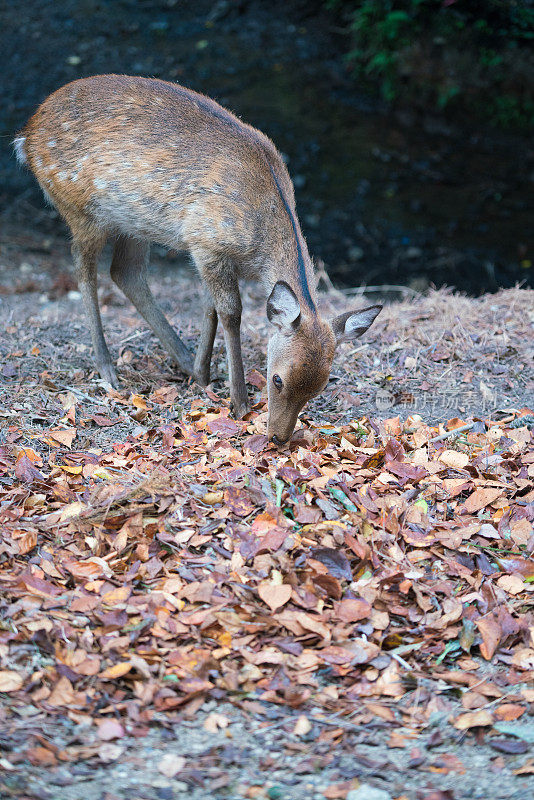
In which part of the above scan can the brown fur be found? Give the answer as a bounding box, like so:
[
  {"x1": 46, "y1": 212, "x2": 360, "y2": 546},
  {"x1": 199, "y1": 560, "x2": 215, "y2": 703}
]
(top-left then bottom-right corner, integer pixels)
[{"x1": 17, "y1": 75, "x2": 380, "y2": 442}]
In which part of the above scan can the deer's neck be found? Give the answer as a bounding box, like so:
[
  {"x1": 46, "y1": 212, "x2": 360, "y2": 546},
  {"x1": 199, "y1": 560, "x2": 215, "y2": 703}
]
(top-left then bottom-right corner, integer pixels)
[{"x1": 267, "y1": 164, "x2": 317, "y2": 314}]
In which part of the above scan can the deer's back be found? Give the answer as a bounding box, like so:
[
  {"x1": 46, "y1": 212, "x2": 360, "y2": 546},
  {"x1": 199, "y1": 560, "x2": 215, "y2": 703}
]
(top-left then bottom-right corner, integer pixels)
[{"x1": 23, "y1": 75, "x2": 290, "y2": 254}]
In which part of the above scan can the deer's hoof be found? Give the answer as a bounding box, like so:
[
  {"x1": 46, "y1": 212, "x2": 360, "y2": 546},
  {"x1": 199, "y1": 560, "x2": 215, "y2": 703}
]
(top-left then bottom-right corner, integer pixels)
[
  {"x1": 97, "y1": 362, "x2": 119, "y2": 389},
  {"x1": 232, "y1": 399, "x2": 250, "y2": 420}
]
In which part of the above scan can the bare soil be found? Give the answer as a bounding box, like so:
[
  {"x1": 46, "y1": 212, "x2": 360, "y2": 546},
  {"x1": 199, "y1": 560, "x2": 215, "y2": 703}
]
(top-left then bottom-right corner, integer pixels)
[{"x1": 1, "y1": 224, "x2": 532, "y2": 454}]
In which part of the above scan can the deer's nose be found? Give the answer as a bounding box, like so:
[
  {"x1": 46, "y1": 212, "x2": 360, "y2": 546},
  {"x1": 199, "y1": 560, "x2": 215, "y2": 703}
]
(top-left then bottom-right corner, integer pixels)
[{"x1": 271, "y1": 434, "x2": 287, "y2": 446}]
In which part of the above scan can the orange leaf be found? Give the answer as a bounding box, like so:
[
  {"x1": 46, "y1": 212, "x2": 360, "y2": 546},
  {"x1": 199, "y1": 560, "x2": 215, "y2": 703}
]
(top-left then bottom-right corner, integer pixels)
[
  {"x1": 100, "y1": 662, "x2": 133, "y2": 679},
  {"x1": 130, "y1": 393, "x2": 148, "y2": 410},
  {"x1": 494, "y1": 703, "x2": 526, "y2": 721}
]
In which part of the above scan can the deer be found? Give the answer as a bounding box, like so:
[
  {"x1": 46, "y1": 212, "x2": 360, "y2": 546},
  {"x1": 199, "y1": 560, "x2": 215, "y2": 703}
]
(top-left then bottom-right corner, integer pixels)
[{"x1": 14, "y1": 75, "x2": 381, "y2": 444}]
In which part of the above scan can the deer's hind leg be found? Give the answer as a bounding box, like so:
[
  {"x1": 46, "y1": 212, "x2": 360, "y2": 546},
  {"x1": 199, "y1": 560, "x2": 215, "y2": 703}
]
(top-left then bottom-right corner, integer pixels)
[
  {"x1": 110, "y1": 235, "x2": 194, "y2": 377},
  {"x1": 70, "y1": 227, "x2": 118, "y2": 387}
]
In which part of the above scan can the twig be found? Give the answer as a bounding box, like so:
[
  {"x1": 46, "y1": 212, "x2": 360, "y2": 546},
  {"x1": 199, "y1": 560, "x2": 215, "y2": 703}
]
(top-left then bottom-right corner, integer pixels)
[
  {"x1": 56, "y1": 384, "x2": 101, "y2": 404},
  {"x1": 391, "y1": 652, "x2": 413, "y2": 671},
  {"x1": 429, "y1": 423, "x2": 474, "y2": 443},
  {"x1": 344, "y1": 284, "x2": 421, "y2": 300},
  {"x1": 315, "y1": 260, "x2": 346, "y2": 301}
]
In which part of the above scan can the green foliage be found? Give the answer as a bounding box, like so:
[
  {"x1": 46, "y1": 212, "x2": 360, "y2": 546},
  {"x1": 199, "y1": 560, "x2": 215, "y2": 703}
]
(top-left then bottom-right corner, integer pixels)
[{"x1": 326, "y1": 0, "x2": 534, "y2": 129}]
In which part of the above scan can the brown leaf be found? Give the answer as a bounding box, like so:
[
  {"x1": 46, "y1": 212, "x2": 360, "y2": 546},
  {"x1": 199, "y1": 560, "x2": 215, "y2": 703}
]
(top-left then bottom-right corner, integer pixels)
[
  {"x1": 243, "y1": 433, "x2": 269, "y2": 452},
  {"x1": 208, "y1": 416, "x2": 241, "y2": 437},
  {"x1": 463, "y1": 487, "x2": 503, "y2": 513},
  {"x1": 496, "y1": 556, "x2": 534, "y2": 579},
  {"x1": 334, "y1": 598, "x2": 372, "y2": 622},
  {"x1": 438, "y1": 450, "x2": 469, "y2": 470},
  {"x1": 293, "y1": 715, "x2": 312, "y2": 736},
  {"x1": 12, "y1": 528, "x2": 38, "y2": 555},
  {"x1": 476, "y1": 615, "x2": 502, "y2": 660},
  {"x1": 224, "y1": 487, "x2": 256, "y2": 516},
  {"x1": 496, "y1": 575, "x2": 525, "y2": 595},
  {"x1": 65, "y1": 559, "x2": 110, "y2": 581},
  {"x1": 453, "y1": 710, "x2": 494, "y2": 729},
  {"x1": 47, "y1": 677, "x2": 76, "y2": 707},
  {"x1": 47, "y1": 428, "x2": 76, "y2": 448},
  {"x1": 91, "y1": 414, "x2": 121, "y2": 427},
  {"x1": 26, "y1": 746, "x2": 57, "y2": 767},
  {"x1": 313, "y1": 573, "x2": 342, "y2": 600},
  {"x1": 15, "y1": 454, "x2": 45, "y2": 483},
  {"x1": 246, "y1": 369, "x2": 266, "y2": 388},
  {"x1": 311, "y1": 548, "x2": 352, "y2": 581},
  {"x1": 0, "y1": 670, "x2": 23, "y2": 692},
  {"x1": 258, "y1": 582, "x2": 292, "y2": 612}
]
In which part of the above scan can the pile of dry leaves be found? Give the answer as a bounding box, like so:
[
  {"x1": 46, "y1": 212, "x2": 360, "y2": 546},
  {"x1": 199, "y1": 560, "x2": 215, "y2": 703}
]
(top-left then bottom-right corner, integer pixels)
[{"x1": 1, "y1": 383, "x2": 533, "y2": 765}]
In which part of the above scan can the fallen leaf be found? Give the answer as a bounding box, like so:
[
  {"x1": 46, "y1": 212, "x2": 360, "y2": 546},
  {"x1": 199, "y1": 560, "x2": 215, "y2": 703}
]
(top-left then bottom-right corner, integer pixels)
[
  {"x1": 97, "y1": 719, "x2": 125, "y2": 741},
  {"x1": 311, "y1": 548, "x2": 352, "y2": 581},
  {"x1": 463, "y1": 487, "x2": 503, "y2": 513},
  {"x1": 204, "y1": 712, "x2": 230, "y2": 732},
  {"x1": 334, "y1": 598, "x2": 372, "y2": 622},
  {"x1": 100, "y1": 662, "x2": 132, "y2": 679},
  {"x1": 453, "y1": 710, "x2": 494, "y2": 729},
  {"x1": 438, "y1": 450, "x2": 469, "y2": 470},
  {"x1": 258, "y1": 582, "x2": 292, "y2": 611},
  {"x1": 0, "y1": 671, "x2": 23, "y2": 692},
  {"x1": 476, "y1": 615, "x2": 502, "y2": 660}
]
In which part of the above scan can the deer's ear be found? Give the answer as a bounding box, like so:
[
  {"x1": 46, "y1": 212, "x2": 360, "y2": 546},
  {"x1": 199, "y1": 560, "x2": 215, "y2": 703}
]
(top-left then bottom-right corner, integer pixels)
[
  {"x1": 332, "y1": 305, "x2": 382, "y2": 344},
  {"x1": 267, "y1": 281, "x2": 301, "y2": 331}
]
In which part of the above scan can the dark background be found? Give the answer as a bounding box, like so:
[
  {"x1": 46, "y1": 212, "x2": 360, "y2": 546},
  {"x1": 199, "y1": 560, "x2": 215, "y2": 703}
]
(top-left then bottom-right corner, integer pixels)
[{"x1": 1, "y1": 0, "x2": 532, "y2": 294}]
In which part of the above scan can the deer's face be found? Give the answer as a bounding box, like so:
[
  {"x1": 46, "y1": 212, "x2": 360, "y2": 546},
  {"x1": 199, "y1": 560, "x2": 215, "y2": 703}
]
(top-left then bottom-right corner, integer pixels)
[{"x1": 265, "y1": 281, "x2": 382, "y2": 445}]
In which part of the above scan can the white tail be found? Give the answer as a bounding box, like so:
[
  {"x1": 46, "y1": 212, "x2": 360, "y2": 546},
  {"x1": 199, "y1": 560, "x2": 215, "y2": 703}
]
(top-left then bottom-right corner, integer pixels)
[{"x1": 13, "y1": 136, "x2": 27, "y2": 165}]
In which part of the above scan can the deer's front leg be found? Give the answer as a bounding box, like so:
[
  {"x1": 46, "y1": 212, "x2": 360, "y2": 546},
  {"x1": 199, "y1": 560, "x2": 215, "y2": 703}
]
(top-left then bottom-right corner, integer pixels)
[
  {"x1": 194, "y1": 254, "x2": 249, "y2": 418},
  {"x1": 194, "y1": 293, "x2": 218, "y2": 387},
  {"x1": 219, "y1": 307, "x2": 249, "y2": 418},
  {"x1": 213, "y1": 285, "x2": 248, "y2": 418}
]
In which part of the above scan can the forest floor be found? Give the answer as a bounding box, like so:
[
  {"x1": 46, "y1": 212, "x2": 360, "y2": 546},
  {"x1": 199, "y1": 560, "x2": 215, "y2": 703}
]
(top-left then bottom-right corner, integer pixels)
[{"x1": 0, "y1": 227, "x2": 533, "y2": 800}]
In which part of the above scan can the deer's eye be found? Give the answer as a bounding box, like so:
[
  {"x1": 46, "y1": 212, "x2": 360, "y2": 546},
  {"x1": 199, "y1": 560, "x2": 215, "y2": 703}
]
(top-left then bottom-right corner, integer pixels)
[{"x1": 273, "y1": 374, "x2": 283, "y2": 391}]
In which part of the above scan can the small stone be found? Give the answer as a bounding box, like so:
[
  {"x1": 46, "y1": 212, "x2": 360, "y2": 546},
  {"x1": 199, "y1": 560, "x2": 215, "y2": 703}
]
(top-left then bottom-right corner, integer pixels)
[
  {"x1": 158, "y1": 753, "x2": 186, "y2": 778},
  {"x1": 347, "y1": 786, "x2": 392, "y2": 800},
  {"x1": 267, "y1": 788, "x2": 285, "y2": 799}
]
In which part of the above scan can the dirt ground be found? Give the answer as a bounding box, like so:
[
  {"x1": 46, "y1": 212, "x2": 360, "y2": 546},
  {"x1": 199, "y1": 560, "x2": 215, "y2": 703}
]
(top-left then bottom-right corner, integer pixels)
[
  {"x1": 2, "y1": 694, "x2": 533, "y2": 800},
  {"x1": 0, "y1": 225, "x2": 533, "y2": 800},
  {"x1": 1, "y1": 224, "x2": 533, "y2": 441}
]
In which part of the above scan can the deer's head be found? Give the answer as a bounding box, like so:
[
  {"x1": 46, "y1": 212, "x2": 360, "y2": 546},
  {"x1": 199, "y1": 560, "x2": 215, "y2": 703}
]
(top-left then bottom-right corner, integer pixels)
[{"x1": 266, "y1": 281, "x2": 381, "y2": 444}]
